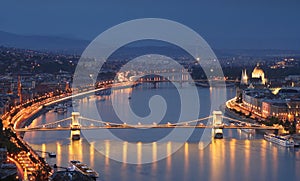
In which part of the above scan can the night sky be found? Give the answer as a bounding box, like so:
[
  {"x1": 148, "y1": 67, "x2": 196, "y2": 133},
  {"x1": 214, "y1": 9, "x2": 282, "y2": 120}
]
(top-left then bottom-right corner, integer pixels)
[{"x1": 0, "y1": 0, "x2": 299, "y2": 49}]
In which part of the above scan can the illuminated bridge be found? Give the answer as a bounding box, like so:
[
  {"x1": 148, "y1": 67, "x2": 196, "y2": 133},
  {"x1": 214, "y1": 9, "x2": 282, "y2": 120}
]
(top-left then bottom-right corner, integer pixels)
[{"x1": 15, "y1": 111, "x2": 279, "y2": 140}]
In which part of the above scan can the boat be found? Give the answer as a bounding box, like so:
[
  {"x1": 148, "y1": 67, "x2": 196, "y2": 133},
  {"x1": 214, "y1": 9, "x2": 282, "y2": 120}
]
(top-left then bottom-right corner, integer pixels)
[
  {"x1": 214, "y1": 129, "x2": 223, "y2": 139},
  {"x1": 264, "y1": 133, "x2": 295, "y2": 147},
  {"x1": 48, "y1": 152, "x2": 56, "y2": 158},
  {"x1": 54, "y1": 104, "x2": 67, "y2": 114},
  {"x1": 70, "y1": 160, "x2": 99, "y2": 179}
]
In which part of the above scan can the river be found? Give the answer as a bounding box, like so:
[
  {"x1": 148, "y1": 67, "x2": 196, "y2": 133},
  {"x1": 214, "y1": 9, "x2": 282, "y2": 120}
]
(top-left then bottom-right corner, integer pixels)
[{"x1": 23, "y1": 83, "x2": 300, "y2": 181}]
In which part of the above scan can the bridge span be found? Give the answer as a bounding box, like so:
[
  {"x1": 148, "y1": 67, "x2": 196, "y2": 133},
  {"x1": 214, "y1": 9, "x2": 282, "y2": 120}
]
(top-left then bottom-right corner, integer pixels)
[{"x1": 16, "y1": 111, "x2": 280, "y2": 140}]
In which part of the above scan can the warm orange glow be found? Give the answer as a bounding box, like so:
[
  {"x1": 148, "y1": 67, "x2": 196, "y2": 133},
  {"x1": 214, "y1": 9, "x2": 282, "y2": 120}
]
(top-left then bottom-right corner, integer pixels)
[
  {"x1": 152, "y1": 142, "x2": 157, "y2": 172},
  {"x1": 229, "y1": 139, "x2": 236, "y2": 177},
  {"x1": 90, "y1": 142, "x2": 95, "y2": 168},
  {"x1": 78, "y1": 139, "x2": 83, "y2": 162},
  {"x1": 105, "y1": 140, "x2": 110, "y2": 165},
  {"x1": 261, "y1": 140, "x2": 267, "y2": 179},
  {"x1": 42, "y1": 143, "x2": 46, "y2": 158},
  {"x1": 69, "y1": 140, "x2": 73, "y2": 160},
  {"x1": 56, "y1": 142, "x2": 61, "y2": 166},
  {"x1": 137, "y1": 142, "x2": 142, "y2": 164},
  {"x1": 272, "y1": 145, "x2": 278, "y2": 178},
  {"x1": 152, "y1": 142, "x2": 157, "y2": 162},
  {"x1": 244, "y1": 140, "x2": 250, "y2": 177},
  {"x1": 123, "y1": 141, "x2": 128, "y2": 164},
  {"x1": 184, "y1": 142, "x2": 189, "y2": 175}
]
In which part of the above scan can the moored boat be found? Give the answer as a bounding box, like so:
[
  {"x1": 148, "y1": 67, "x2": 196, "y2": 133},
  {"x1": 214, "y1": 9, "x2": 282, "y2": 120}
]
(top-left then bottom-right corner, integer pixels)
[
  {"x1": 70, "y1": 160, "x2": 99, "y2": 179},
  {"x1": 48, "y1": 152, "x2": 56, "y2": 158},
  {"x1": 264, "y1": 133, "x2": 294, "y2": 147}
]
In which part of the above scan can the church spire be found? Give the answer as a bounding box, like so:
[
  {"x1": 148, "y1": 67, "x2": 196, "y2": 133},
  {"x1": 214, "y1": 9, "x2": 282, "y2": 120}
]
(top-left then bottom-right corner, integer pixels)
[{"x1": 240, "y1": 69, "x2": 248, "y2": 85}]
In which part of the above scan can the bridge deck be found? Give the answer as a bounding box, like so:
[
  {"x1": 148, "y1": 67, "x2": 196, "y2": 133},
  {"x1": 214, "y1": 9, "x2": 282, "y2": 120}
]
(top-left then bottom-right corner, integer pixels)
[{"x1": 16, "y1": 125, "x2": 278, "y2": 132}]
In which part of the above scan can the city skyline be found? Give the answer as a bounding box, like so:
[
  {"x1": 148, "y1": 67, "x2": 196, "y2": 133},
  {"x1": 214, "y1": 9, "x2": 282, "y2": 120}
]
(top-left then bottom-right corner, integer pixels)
[
  {"x1": 1, "y1": 1, "x2": 300, "y2": 181},
  {"x1": 0, "y1": 0, "x2": 300, "y2": 49}
]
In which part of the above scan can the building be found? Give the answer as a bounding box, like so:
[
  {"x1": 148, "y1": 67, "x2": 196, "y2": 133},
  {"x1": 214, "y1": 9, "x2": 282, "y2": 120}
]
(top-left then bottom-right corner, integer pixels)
[
  {"x1": 239, "y1": 63, "x2": 267, "y2": 87},
  {"x1": 251, "y1": 63, "x2": 267, "y2": 85},
  {"x1": 242, "y1": 88, "x2": 300, "y2": 121},
  {"x1": 237, "y1": 64, "x2": 300, "y2": 121},
  {"x1": 240, "y1": 69, "x2": 248, "y2": 85},
  {"x1": 0, "y1": 147, "x2": 7, "y2": 165}
]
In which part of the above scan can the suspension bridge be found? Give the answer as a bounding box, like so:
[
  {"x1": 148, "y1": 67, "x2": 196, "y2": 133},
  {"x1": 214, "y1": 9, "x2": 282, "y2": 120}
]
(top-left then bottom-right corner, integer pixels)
[{"x1": 15, "y1": 111, "x2": 279, "y2": 140}]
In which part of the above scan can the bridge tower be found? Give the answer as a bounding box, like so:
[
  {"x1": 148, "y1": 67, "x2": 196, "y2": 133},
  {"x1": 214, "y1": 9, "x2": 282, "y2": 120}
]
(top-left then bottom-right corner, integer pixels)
[
  {"x1": 71, "y1": 112, "x2": 81, "y2": 140},
  {"x1": 212, "y1": 111, "x2": 223, "y2": 139}
]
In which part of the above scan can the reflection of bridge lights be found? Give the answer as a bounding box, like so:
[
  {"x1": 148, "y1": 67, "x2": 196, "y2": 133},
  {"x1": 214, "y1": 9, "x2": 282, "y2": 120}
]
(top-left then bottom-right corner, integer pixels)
[{"x1": 137, "y1": 142, "x2": 142, "y2": 164}]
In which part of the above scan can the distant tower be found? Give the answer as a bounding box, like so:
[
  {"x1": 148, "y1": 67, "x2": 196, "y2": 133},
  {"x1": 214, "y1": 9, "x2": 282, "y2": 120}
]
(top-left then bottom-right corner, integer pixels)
[
  {"x1": 240, "y1": 69, "x2": 248, "y2": 85},
  {"x1": 17, "y1": 76, "x2": 22, "y2": 103}
]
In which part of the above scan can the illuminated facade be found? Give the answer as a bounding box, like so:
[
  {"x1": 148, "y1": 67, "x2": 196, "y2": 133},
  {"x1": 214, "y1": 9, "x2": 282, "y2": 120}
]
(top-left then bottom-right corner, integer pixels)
[
  {"x1": 251, "y1": 63, "x2": 266, "y2": 85},
  {"x1": 240, "y1": 69, "x2": 248, "y2": 85},
  {"x1": 242, "y1": 88, "x2": 300, "y2": 121}
]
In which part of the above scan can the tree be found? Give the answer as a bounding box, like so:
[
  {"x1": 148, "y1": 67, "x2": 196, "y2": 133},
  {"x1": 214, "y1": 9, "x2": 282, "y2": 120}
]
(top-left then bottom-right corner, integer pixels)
[
  {"x1": 269, "y1": 116, "x2": 279, "y2": 126},
  {"x1": 289, "y1": 120, "x2": 297, "y2": 135}
]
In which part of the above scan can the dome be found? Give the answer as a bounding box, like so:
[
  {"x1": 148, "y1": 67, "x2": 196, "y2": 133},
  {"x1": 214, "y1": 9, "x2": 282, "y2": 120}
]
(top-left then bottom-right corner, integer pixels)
[
  {"x1": 252, "y1": 64, "x2": 264, "y2": 78},
  {"x1": 251, "y1": 63, "x2": 267, "y2": 85}
]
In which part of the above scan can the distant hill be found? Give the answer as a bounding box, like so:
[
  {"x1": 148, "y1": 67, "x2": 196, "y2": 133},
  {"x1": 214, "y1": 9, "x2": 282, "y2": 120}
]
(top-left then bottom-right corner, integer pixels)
[
  {"x1": 0, "y1": 31, "x2": 89, "y2": 54},
  {"x1": 1, "y1": 30, "x2": 300, "y2": 57}
]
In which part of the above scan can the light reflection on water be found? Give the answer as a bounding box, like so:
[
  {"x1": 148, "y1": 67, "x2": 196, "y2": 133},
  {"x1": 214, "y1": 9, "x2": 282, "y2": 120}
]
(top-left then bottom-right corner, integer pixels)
[{"x1": 24, "y1": 84, "x2": 300, "y2": 181}]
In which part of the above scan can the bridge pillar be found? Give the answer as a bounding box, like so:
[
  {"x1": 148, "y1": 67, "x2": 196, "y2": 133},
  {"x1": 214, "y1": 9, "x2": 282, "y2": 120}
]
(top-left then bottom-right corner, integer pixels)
[
  {"x1": 71, "y1": 112, "x2": 81, "y2": 140},
  {"x1": 212, "y1": 111, "x2": 223, "y2": 139}
]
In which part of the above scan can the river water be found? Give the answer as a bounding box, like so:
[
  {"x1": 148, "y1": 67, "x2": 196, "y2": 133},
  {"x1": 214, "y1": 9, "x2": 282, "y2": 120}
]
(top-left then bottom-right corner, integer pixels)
[{"x1": 24, "y1": 83, "x2": 300, "y2": 181}]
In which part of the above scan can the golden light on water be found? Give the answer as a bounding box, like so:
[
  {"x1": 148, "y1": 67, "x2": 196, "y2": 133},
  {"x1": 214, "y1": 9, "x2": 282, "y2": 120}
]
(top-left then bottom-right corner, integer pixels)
[
  {"x1": 56, "y1": 142, "x2": 61, "y2": 166},
  {"x1": 105, "y1": 140, "x2": 110, "y2": 165},
  {"x1": 42, "y1": 143, "x2": 46, "y2": 158},
  {"x1": 199, "y1": 142, "x2": 204, "y2": 170},
  {"x1": 244, "y1": 139, "x2": 250, "y2": 177},
  {"x1": 261, "y1": 140, "x2": 267, "y2": 179},
  {"x1": 209, "y1": 140, "x2": 225, "y2": 181},
  {"x1": 152, "y1": 142, "x2": 157, "y2": 162},
  {"x1": 69, "y1": 139, "x2": 73, "y2": 161},
  {"x1": 90, "y1": 142, "x2": 95, "y2": 168},
  {"x1": 272, "y1": 145, "x2": 278, "y2": 179},
  {"x1": 78, "y1": 139, "x2": 83, "y2": 162},
  {"x1": 166, "y1": 142, "x2": 172, "y2": 174},
  {"x1": 184, "y1": 142, "x2": 189, "y2": 175},
  {"x1": 137, "y1": 142, "x2": 142, "y2": 164},
  {"x1": 229, "y1": 139, "x2": 236, "y2": 177},
  {"x1": 152, "y1": 142, "x2": 157, "y2": 172},
  {"x1": 123, "y1": 141, "x2": 128, "y2": 164}
]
